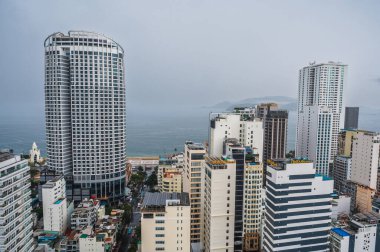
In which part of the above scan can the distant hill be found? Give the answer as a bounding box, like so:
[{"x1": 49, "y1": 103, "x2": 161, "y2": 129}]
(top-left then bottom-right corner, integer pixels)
[{"x1": 204, "y1": 96, "x2": 297, "y2": 111}]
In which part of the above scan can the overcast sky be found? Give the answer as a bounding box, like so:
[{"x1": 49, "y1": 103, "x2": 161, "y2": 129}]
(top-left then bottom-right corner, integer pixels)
[{"x1": 1, "y1": 0, "x2": 380, "y2": 117}]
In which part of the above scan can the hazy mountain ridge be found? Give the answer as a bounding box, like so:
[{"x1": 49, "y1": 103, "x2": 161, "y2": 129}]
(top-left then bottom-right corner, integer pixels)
[{"x1": 204, "y1": 96, "x2": 298, "y2": 111}]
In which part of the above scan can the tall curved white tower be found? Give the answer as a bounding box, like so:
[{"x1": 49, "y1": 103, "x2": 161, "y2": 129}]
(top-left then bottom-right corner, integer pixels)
[{"x1": 44, "y1": 31, "x2": 126, "y2": 199}]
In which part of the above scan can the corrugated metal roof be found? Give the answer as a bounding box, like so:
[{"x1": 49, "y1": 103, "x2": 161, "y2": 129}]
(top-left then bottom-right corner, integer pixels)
[{"x1": 142, "y1": 192, "x2": 189, "y2": 208}]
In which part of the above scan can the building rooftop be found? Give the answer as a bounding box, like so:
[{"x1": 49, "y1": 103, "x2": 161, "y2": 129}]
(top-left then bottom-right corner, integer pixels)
[
  {"x1": 141, "y1": 192, "x2": 190, "y2": 209},
  {"x1": 0, "y1": 151, "x2": 14, "y2": 162},
  {"x1": 205, "y1": 156, "x2": 235, "y2": 169},
  {"x1": 331, "y1": 228, "x2": 351, "y2": 237},
  {"x1": 185, "y1": 141, "x2": 205, "y2": 150},
  {"x1": 267, "y1": 158, "x2": 312, "y2": 170}
]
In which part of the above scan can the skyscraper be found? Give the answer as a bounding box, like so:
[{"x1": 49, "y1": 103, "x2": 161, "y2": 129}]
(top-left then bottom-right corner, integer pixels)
[
  {"x1": 203, "y1": 156, "x2": 236, "y2": 252},
  {"x1": 44, "y1": 31, "x2": 126, "y2": 199},
  {"x1": 261, "y1": 107, "x2": 288, "y2": 177},
  {"x1": 209, "y1": 111, "x2": 263, "y2": 161},
  {"x1": 344, "y1": 107, "x2": 359, "y2": 129},
  {"x1": 296, "y1": 62, "x2": 347, "y2": 175},
  {"x1": 0, "y1": 151, "x2": 34, "y2": 252},
  {"x1": 263, "y1": 159, "x2": 333, "y2": 252},
  {"x1": 183, "y1": 141, "x2": 206, "y2": 245}
]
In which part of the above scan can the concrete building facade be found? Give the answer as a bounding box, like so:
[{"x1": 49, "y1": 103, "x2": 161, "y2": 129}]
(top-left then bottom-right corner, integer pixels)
[
  {"x1": 209, "y1": 113, "x2": 263, "y2": 162},
  {"x1": 296, "y1": 62, "x2": 347, "y2": 175},
  {"x1": 0, "y1": 152, "x2": 34, "y2": 252},
  {"x1": 44, "y1": 31, "x2": 126, "y2": 199},
  {"x1": 183, "y1": 141, "x2": 206, "y2": 245},
  {"x1": 42, "y1": 176, "x2": 67, "y2": 234},
  {"x1": 203, "y1": 156, "x2": 236, "y2": 252},
  {"x1": 344, "y1": 107, "x2": 359, "y2": 130},
  {"x1": 263, "y1": 159, "x2": 333, "y2": 252},
  {"x1": 350, "y1": 131, "x2": 380, "y2": 190},
  {"x1": 140, "y1": 192, "x2": 190, "y2": 252}
]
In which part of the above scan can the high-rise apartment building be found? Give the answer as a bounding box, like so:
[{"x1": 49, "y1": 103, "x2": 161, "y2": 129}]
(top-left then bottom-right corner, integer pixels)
[
  {"x1": 297, "y1": 105, "x2": 333, "y2": 175},
  {"x1": 183, "y1": 141, "x2": 206, "y2": 245},
  {"x1": 296, "y1": 62, "x2": 347, "y2": 175},
  {"x1": 158, "y1": 165, "x2": 183, "y2": 193},
  {"x1": 262, "y1": 109, "x2": 288, "y2": 171},
  {"x1": 333, "y1": 156, "x2": 352, "y2": 191},
  {"x1": 203, "y1": 156, "x2": 236, "y2": 252},
  {"x1": 224, "y1": 139, "x2": 245, "y2": 250},
  {"x1": 350, "y1": 131, "x2": 380, "y2": 190},
  {"x1": 44, "y1": 31, "x2": 126, "y2": 199},
  {"x1": 344, "y1": 107, "x2": 359, "y2": 130},
  {"x1": 0, "y1": 151, "x2": 34, "y2": 252},
  {"x1": 221, "y1": 139, "x2": 264, "y2": 252},
  {"x1": 140, "y1": 192, "x2": 190, "y2": 252},
  {"x1": 243, "y1": 158, "x2": 263, "y2": 252},
  {"x1": 209, "y1": 112, "x2": 263, "y2": 161},
  {"x1": 337, "y1": 129, "x2": 359, "y2": 157},
  {"x1": 42, "y1": 176, "x2": 68, "y2": 234},
  {"x1": 263, "y1": 159, "x2": 333, "y2": 252}
]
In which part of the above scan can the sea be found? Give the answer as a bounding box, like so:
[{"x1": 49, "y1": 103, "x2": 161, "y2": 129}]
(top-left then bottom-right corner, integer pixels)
[{"x1": 1, "y1": 107, "x2": 379, "y2": 157}]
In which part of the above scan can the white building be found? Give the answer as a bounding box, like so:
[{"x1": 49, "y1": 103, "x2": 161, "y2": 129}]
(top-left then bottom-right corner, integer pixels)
[
  {"x1": 79, "y1": 233, "x2": 105, "y2": 252},
  {"x1": 331, "y1": 193, "x2": 351, "y2": 220},
  {"x1": 29, "y1": 142, "x2": 43, "y2": 164},
  {"x1": 0, "y1": 151, "x2": 34, "y2": 252},
  {"x1": 42, "y1": 176, "x2": 67, "y2": 234},
  {"x1": 203, "y1": 156, "x2": 236, "y2": 252},
  {"x1": 263, "y1": 159, "x2": 333, "y2": 252},
  {"x1": 183, "y1": 141, "x2": 206, "y2": 245},
  {"x1": 296, "y1": 105, "x2": 333, "y2": 175},
  {"x1": 243, "y1": 161, "x2": 263, "y2": 252},
  {"x1": 44, "y1": 31, "x2": 126, "y2": 199},
  {"x1": 296, "y1": 62, "x2": 347, "y2": 175},
  {"x1": 350, "y1": 131, "x2": 380, "y2": 190},
  {"x1": 330, "y1": 213, "x2": 378, "y2": 252},
  {"x1": 333, "y1": 156, "x2": 352, "y2": 191},
  {"x1": 71, "y1": 198, "x2": 100, "y2": 230},
  {"x1": 140, "y1": 192, "x2": 191, "y2": 252},
  {"x1": 209, "y1": 113, "x2": 263, "y2": 162}
]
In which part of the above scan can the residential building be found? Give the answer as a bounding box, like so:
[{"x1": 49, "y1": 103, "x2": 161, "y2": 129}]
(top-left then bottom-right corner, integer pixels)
[
  {"x1": 222, "y1": 139, "x2": 264, "y2": 251},
  {"x1": 296, "y1": 62, "x2": 347, "y2": 175},
  {"x1": 356, "y1": 185, "x2": 375, "y2": 213},
  {"x1": 330, "y1": 213, "x2": 378, "y2": 252},
  {"x1": 209, "y1": 112, "x2": 263, "y2": 162},
  {"x1": 263, "y1": 159, "x2": 333, "y2": 252},
  {"x1": 333, "y1": 156, "x2": 352, "y2": 191},
  {"x1": 296, "y1": 105, "x2": 333, "y2": 175},
  {"x1": 255, "y1": 103, "x2": 278, "y2": 119},
  {"x1": 127, "y1": 156, "x2": 159, "y2": 172},
  {"x1": 42, "y1": 176, "x2": 67, "y2": 234},
  {"x1": 223, "y1": 138, "x2": 245, "y2": 250},
  {"x1": 0, "y1": 151, "x2": 34, "y2": 252},
  {"x1": 203, "y1": 156, "x2": 236, "y2": 252},
  {"x1": 60, "y1": 226, "x2": 92, "y2": 252},
  {"x1": 71, "y1": 198, "x2": 100, "y2": 229},
  {"x1": 44, "y1": 31, "x2": 126, "y2": 199},
  {"x1": 140, "y1": 192, "x2": 190, "y2": 252},
  {"x1": 243, "y1": 155, "x2": 263, "y2": 252},
  {"x1": 350, "y1": 131, "x2": 380, "y2": 190},
  {"x1": 183, "y1": 141, "x2": 205, "y2": 245},
  {"x1": 337, "y1": 129, "x2": 359, "y2": 157},
  {"x1": 344, "y1": 107, "x2": 359, "y2": 130},
  {"x1": 331, "y1": 193, "x2": 351, "y2": 220},
  {"x1": 158, "y1": 165, "x2": 183, "y2": 193},
  {"x1": 341, "y1": 181, "x2": 374, "y2": 214},
  {"x1": 262, "y1": 109, "x2": 288, "y2": 171}
]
